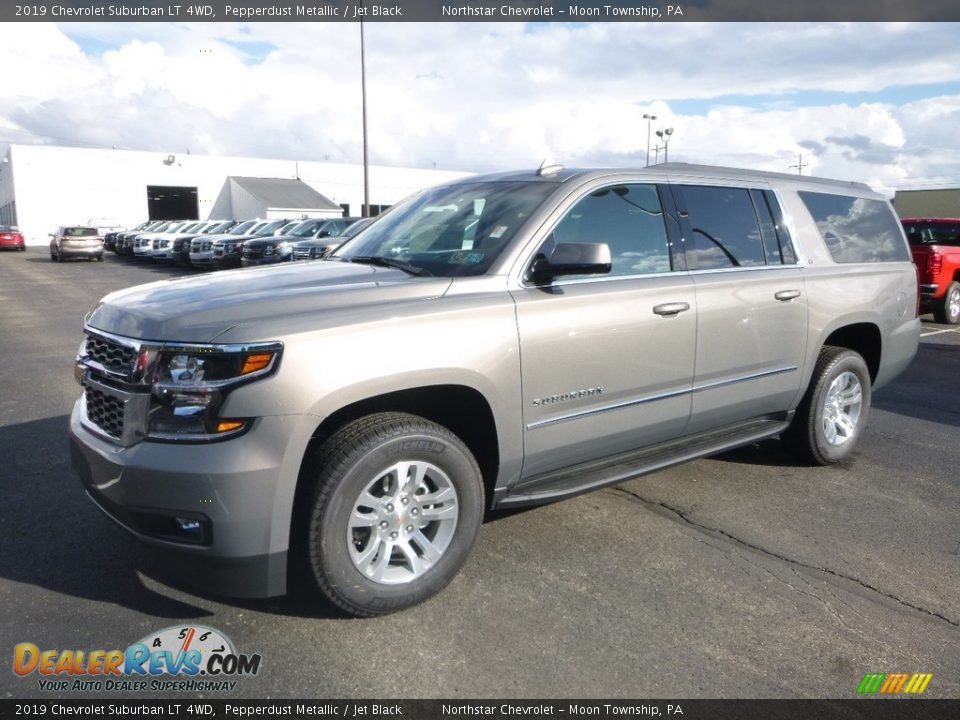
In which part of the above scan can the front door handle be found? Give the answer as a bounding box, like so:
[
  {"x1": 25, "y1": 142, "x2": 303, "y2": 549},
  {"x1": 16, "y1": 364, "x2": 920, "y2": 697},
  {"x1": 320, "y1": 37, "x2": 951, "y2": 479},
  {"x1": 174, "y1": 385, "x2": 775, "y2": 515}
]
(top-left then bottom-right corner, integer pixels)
[
  {"x1": 775, "y1": 289, "x2": 801, "y2": 301},
  {"x1": 653, "y1": 302, "x2": 691, "y2": 316}
]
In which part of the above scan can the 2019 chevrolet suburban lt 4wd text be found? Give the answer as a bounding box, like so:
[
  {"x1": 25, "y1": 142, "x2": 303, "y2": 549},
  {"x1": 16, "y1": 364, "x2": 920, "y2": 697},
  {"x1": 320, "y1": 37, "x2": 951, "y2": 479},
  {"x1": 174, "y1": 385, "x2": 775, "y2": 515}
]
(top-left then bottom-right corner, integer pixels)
[{"x1": 70, "y1": 164, "x2": 920, "y2": 617}]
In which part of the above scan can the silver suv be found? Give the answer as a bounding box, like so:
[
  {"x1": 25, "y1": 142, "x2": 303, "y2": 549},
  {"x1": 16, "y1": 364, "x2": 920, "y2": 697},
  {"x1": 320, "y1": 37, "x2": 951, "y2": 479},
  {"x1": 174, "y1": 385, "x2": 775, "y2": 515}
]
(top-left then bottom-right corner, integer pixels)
[{"x1": 70, "y1": 164, "x2": 919, "y2": 616}]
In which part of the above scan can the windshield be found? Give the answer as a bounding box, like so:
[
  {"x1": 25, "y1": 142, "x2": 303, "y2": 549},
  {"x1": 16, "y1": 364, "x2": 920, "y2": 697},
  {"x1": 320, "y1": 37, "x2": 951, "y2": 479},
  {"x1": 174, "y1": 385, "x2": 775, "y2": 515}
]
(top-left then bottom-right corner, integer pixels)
[
  {"x1": 338, "y1": 217, "x2": 374, "y2": 240},
  {"x1": 256, "y1": 220, "x2": 286, "y2": 236},
  {"x1": 289, "y1": 220, "x2": 326, "y2": 237},
  {"x1": 230, "y1": 221, "x2": 258, "y2": 235},
  {"x1": 63, "y1": 227, "x2": 99, "y2": 237},
  {"x1": 181, "y1": 222, "x2": 203, "y2": 233},
  {"x1": 334, "y1": 181, "x2": 556, "y2": 276},
  {"x1": 206, "y1": 221, "x2": 235, "y2": 234},
  {"x1": 903, "y1": 221, "x2": 960, "y2": 247}
]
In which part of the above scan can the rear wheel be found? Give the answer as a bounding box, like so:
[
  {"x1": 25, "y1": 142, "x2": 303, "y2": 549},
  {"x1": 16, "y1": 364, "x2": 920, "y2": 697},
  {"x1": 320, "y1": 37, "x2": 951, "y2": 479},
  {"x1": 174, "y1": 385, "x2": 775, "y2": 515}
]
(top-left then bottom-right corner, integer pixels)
[
  {"x1": 304, "y1": 412, "x2": 484, "y2": 617},
  {"x1": 784, "y1": 346, "x2": 871, "y2": 465},
  {"x1": 933, "y1": 281, "x2": 960, "y2": 325}
]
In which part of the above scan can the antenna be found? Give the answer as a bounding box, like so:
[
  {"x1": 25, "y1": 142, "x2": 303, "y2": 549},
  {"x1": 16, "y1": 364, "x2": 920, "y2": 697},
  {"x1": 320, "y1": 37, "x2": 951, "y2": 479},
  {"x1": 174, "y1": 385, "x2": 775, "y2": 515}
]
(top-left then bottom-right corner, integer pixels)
[
  {"x1": 537, "y1": 158, "x2": 565, "y2": 176},
  {"x1": 790, "y1": 153, "x2": 808, "y2": 176}
]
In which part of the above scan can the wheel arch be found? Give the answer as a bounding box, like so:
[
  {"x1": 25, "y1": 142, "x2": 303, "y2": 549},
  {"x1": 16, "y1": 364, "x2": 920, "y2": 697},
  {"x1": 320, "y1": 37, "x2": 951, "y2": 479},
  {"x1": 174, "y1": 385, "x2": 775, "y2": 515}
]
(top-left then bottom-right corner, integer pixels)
[
  {"x1": 288, "y1": 383, "x2": 502, "y2": 567},
  {"x1": 820, "y1": 322, "x2": 882, "y2": 384}
]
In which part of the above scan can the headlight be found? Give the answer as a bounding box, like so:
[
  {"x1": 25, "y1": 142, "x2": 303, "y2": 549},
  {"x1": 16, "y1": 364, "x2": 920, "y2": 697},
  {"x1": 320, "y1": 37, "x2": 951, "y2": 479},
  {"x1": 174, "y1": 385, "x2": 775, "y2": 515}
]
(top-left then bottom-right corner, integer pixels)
[{"x1": 146, "y1": 343, "x2": 281, "y2": 442}]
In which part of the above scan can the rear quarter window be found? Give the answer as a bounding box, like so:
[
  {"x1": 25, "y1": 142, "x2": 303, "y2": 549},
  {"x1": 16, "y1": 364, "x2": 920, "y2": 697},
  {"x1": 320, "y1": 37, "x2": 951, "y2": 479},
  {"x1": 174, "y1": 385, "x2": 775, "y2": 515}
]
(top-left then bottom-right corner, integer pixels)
[{"x1": 799, "y1": 192, "x2": 909, "y2": 263}]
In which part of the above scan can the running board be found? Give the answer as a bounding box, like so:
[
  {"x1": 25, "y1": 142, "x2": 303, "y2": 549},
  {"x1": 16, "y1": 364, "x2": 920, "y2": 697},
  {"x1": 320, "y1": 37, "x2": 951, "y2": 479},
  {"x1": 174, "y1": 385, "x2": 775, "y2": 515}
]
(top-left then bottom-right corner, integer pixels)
[{"x1": 497, "y1": 414, "x2": 792, "y2": 509}]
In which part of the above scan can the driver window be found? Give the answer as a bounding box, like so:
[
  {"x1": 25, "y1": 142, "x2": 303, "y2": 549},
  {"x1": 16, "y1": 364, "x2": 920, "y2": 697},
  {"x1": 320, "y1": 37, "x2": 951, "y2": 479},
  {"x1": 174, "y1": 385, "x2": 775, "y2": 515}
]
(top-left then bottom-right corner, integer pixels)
[{"x1": 542, "y1": 184, "x2": 671, "y2": 277}]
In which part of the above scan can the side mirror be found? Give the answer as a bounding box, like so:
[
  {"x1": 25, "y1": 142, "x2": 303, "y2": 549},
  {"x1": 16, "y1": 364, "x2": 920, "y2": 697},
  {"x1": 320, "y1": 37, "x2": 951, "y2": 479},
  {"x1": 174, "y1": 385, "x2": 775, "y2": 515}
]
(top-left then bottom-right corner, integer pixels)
[{"x1": 529, "y1": 242, "x2": 612, "y2": 284}]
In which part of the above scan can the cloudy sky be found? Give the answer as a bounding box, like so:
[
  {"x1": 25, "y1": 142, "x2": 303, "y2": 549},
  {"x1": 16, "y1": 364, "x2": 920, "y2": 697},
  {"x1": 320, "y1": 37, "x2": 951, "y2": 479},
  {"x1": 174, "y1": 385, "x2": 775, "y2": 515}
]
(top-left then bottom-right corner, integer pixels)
[{"x1": 1, "y1": 21, "x2": 959, "y2": 196}]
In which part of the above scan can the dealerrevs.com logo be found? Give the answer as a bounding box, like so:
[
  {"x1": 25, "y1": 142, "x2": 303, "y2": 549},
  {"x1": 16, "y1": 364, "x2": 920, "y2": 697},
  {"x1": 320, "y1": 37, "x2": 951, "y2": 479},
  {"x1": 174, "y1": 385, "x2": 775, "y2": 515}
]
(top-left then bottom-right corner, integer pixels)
[
  {"x1": 13, "y1": 625, "x2": 261, "y2": 693},
  {"x1": 857, "y1": 672, "x2": 933, "y2": 695}
]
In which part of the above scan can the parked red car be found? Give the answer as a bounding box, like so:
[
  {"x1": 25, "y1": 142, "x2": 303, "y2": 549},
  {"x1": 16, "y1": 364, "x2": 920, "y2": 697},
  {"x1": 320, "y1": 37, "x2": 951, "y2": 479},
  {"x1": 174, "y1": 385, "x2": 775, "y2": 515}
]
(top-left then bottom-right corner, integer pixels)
[
  {"x1": 0, "y1": 225, "x2": 25, "y2": 251},
  {"x1": 902, "y1": 217, "x2": 960, "y2": 325}
]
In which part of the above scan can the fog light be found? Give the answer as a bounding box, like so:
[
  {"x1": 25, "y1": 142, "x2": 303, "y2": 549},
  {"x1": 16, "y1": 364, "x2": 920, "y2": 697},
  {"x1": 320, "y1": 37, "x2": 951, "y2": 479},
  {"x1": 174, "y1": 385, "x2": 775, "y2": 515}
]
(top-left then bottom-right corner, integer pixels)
[{"x1": 175, "y1": 518, "x2": 202, "y2": 533}]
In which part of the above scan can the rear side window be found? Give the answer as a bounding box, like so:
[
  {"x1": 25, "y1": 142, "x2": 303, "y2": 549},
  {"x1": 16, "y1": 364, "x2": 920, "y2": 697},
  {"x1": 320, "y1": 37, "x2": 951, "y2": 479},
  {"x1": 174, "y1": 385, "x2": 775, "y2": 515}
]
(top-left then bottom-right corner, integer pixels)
[
  {"x1": 679, "y1": 186, "x2": 766, "y2": 269},
  {"x1": 799, "y1": 192, "x2": 910, "y2": 263},
  {"x1": 902, "y1": 221, "x2": 960, "y2": 247}
]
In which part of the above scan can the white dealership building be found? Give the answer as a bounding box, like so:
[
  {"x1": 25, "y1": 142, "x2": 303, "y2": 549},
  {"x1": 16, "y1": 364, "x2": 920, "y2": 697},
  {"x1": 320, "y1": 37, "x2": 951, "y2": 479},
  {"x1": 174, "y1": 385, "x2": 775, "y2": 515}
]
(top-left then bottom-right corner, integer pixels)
[{"x1": 0, "y1": 144, "x2": 471, "y2": 245}]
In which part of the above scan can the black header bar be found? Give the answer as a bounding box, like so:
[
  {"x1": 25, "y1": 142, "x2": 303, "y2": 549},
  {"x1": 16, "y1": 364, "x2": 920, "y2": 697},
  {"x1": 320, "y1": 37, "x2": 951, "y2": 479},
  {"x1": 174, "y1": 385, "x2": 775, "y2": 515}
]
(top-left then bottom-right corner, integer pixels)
[
  {"x1": 4, "y1": 1, "x2": 960, "y2": 23},
  {"x1": 1, "y1": 699, "x2": 959, "y2": 720}
]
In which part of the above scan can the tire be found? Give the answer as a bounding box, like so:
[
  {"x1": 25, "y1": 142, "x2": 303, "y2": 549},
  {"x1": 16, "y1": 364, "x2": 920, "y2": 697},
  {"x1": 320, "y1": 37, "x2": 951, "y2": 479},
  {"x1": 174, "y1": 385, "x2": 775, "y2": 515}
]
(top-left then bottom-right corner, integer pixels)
[
  {"x1": 305, "y1": 412, "x2": 484, "y2": 617},
  {"x1": 933, "y1": 281, "x2": 960, "y2": 325},
  {"x1": 784, "y1": 346, "x2": 871, "y2": 465}
]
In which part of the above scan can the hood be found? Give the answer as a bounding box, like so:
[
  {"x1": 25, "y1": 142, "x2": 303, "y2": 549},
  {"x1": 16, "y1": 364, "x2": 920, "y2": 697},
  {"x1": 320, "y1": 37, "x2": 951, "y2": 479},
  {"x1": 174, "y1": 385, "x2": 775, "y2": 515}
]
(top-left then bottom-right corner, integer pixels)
[
  {"x1": 87, "y1": 260, "x2": 453, "y2": 343},
  {"x1": 242, "y1": 236, "x2": 289, "y2": 248},
  {"x1": 293, "y1": 237, "x2": 339, "y2": 249},
  {"x1": 213, "y1": 233, "x2": 260, "y2": 245}
]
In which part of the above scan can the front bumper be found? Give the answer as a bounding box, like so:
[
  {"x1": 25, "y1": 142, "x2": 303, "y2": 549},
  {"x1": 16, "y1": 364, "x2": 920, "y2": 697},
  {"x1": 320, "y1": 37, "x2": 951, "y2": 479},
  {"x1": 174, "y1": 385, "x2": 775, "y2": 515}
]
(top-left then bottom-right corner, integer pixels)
[
  {"x1": 241, "y1": 255, "x2": 285, "y2": 267},
  {"x1": 69, "y1": 400, "x2": 309, "y2": 598},
  {"x1": 189, "y1": 252, "x2": 214, "y2": 266},
  {"x1": 212, "y1": 254, "x2": 242, "y2": 269}
]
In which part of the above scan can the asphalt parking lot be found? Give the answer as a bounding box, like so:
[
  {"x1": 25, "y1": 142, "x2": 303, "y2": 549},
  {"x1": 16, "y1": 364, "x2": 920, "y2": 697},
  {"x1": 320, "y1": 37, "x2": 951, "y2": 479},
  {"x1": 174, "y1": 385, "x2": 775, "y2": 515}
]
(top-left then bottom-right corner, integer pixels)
[{"x1": 1, "y1": 248, "x2": 958, "y2": 700}]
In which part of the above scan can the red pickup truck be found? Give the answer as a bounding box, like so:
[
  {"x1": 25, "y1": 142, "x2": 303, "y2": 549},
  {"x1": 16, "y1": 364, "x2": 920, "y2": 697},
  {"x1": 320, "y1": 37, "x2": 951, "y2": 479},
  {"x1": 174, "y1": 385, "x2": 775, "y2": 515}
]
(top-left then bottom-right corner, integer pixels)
[{"x1": 901, "y1": 217, "x2": 960, "y2": 325}]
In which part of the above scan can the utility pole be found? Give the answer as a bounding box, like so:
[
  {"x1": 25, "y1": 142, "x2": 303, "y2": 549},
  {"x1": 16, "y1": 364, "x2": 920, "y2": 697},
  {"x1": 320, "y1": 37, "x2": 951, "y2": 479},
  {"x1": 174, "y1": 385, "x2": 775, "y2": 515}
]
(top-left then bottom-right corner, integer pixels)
[
  {"x1": 790, "y1": 153, "x2": 808, "y2": 176},
  {"x1": 653, "y1": 145, "x2": 664, "y2": 164}
]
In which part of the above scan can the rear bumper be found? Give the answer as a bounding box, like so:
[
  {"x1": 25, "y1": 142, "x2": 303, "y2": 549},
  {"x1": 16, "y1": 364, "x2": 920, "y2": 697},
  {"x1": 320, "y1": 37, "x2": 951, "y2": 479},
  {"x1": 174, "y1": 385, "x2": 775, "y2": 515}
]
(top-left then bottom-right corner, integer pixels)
[
  {"x1": 919, "y1": 283, "x2": 940, "y2": 302},
  {"x1": 59, "y1": 245, "x2": 103, "y2": 258}
]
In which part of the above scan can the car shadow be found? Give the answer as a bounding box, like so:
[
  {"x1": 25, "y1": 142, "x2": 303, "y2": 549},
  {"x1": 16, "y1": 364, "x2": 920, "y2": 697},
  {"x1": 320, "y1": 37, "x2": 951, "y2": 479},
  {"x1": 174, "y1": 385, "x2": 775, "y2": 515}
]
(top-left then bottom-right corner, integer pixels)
[
  {"x1": 0, "y1": 415, "x2": 349, "y2": 619},
  {"x1": 0, "y1": 415, "x2": 213, "y2": 619}
]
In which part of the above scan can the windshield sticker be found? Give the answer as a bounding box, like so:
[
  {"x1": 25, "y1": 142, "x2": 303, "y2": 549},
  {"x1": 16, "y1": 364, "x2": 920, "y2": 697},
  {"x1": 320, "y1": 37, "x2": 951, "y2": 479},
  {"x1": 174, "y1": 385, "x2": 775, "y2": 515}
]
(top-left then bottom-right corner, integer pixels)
[
  {"x1": 489, "y1": 225, "x2": 508, "y2": 238},
  {"x1": 465, "y1": 252, "x2": 485, "y2": 264}
]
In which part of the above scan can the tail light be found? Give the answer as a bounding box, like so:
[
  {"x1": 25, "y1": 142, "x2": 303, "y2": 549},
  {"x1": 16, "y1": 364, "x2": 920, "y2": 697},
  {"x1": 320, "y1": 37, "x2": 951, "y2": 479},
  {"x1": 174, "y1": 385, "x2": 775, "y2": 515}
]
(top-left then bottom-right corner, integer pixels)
[
  {"x1": 927, "y1": 253, "x2": 942, "y2": 276},
  {"x1": 915, "y1": 263, "x2": 921, "y2": 317}
]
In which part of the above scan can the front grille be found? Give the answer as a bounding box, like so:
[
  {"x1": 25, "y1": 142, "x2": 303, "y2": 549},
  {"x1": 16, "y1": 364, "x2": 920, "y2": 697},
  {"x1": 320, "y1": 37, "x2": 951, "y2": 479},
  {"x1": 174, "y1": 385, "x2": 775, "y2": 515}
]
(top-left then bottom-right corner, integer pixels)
[
  {"x1": 243, "y1": 247, "x2": 264, "y2": 259},
  {"x1": 85, "y1": 385, "x2": 124, "y2": 439},
  {"x1": 292, "y1": 248, "x2": 312, "y2": 260},
  {"x1": 86, "y1": 334, "x2": 136, "y2": 375},
  {"x1": 213, "y1": 247, "x2": 224, "y2": 257}
]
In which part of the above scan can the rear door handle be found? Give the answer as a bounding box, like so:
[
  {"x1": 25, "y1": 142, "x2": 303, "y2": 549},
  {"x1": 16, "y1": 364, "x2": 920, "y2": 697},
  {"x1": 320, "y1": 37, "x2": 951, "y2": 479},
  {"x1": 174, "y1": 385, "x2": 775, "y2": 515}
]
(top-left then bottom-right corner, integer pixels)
[
  {"x1": 653, "y1": 302, "x2": 691, "y2": 316},
  {"x1": 775, "y1": 289, "x2": 801, "y2": 301}
]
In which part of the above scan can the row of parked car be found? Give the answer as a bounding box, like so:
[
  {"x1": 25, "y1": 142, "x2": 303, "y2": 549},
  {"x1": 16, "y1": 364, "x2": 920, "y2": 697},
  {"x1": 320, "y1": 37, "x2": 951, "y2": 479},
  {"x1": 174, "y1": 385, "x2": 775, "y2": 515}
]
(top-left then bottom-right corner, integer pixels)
[{"x1": 105, "y1": 216, "x2": 374, "y2": 269}]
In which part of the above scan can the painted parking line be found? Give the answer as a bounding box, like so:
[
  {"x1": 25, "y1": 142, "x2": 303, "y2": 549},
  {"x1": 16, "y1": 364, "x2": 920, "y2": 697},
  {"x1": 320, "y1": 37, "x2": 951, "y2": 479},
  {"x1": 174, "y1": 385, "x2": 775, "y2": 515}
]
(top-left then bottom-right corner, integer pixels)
[{"x1": 920, "y1": 328, "x2": 960, "y2": 337}]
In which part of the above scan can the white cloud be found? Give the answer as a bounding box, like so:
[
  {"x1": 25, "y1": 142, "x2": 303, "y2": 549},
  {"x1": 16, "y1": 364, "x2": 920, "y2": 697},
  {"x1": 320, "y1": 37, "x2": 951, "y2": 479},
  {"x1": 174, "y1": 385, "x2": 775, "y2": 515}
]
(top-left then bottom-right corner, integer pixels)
[{"x1": 2, "y1": 21, "x2": 960, "y2": 196}]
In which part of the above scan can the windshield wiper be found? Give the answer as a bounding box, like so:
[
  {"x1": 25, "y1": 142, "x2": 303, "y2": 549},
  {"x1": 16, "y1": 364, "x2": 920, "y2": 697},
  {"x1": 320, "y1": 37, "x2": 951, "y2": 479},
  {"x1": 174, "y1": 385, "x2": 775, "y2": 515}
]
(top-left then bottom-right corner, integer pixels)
[{"x1": 346, "y1": 255, "x2": 432, "y2": 276}]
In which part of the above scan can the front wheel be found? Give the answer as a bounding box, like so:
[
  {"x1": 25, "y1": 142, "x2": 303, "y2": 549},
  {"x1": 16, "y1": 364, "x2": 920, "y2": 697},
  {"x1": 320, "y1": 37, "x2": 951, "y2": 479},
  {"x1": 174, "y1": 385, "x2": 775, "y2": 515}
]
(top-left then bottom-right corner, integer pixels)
[
  {"x1": 784, "y1": 346, "x2": 871, "y2": 465},
  {"x1": 933, "y1": 281, "x2": 960, "y2": 325},
  {"x1": 305, "y1": 412, "x2": 484, "y2": 617}
]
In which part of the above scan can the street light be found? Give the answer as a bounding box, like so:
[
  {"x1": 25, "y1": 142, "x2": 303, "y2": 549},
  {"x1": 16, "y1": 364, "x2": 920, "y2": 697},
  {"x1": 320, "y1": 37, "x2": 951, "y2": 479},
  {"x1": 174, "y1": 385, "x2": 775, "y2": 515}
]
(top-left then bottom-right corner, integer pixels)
[
  {"x1": 643, "y1": 113, "x2": 657, "y2": 167},
  {"x1": 655, "y1": 128, "x2": 674, "y2": 164},
  {"x1": 360, "y1": 14, "x2": 370, "y2": 218}
]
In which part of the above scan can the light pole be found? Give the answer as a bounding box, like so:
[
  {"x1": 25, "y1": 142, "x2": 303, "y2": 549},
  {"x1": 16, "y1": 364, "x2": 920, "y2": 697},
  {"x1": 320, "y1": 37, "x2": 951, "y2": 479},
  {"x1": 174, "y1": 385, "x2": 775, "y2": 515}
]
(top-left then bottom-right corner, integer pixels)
[
  {"x1": 643, "y1": 113, "x2": 657, "y2": 167},
  {"x1": 360, "y1": 15, "x2": 370, "y2": 218},
  {"x1": 655, "y1": 128, "x2": 674, "y2": 164}
]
